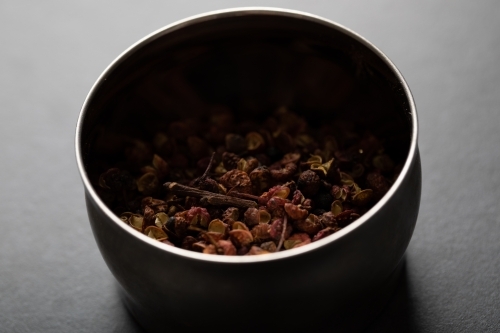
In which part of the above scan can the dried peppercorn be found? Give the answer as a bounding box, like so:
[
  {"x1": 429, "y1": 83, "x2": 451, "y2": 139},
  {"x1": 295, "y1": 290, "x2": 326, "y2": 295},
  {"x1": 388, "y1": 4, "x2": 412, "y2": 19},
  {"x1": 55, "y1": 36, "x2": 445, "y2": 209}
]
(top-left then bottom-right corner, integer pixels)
[
  {"x1": 181, "y1": 236, "x2": 197, "y2": 250},
  {"x1": 293, "y1": 214, "x2": 323, "y2": 236},
  {"x1": 225, "y1": 134, "x2": 247, "y2": 153},
  {"x1": 335, "y1": 210, "x2": 360, "y2": 228},
  {"x1": 284, "y1": 233, "x2": 311, "y2": 249},
  {"x1": 249, "y1": 166, "x2": 271, "y2": 193},
  {"x1": 237, "y1": 157, "x2": 259, "y2": 174},
  {"x1": 201, "y1": 231, "x2": 225, "y2": 243},
  {"x1": 222, "y1": 207, "x2": 239, "y2": 226},
  {"x1": 298, "y1": 170, "x2": 321, "y2": 197},
  {"x1": 99, "y1": 168, "x2": 135, "y2": 192},
  {"x1": 366, "y1": 171, "x2": 391, "y2": 199},
  {"x1": 319, "y1": 212, "x2": 338, "y2": 228},
  {"x1": 251, "y1": 224, "x2": 272, "y2": 243},
  {"x1": 269, "y1": 218, "x2": 292, "y2": 243},
  {"x1": 207, "y1": 219, "x2": 228, "y2": 234},
  {"x1": 215, "y1": 240, "x2": 237, "y2": 255},
  {"x1": 243, "y1": 207, "x2": 260, "y2": 227},
  {"x1": 187, "y1": 136, "x2": 211, "y2": 159},
  {"x1": 260, "y1": 241, "x2": 277, "y2": 253},
  {"x1": 270, "y1": 163, "x2": 298, "y2": 182},
  {"x1": 284, "y1": 203, "x2": 308, "y2": 220},
  {"x1": 312, "y1": 227, "x2": 339, "y2": 242},
  {"x1": 314, "y1": 192, "x2": 334, "y2": 210},
  {"x1": 93, "y1": 105, "x2": 400, "y2": 256},
  {"x1": 229, "y1": 229, "x2": 254, "y2": 248},
  {"x1": 246, "y1": 132, "x2": 266, "y2": 152},
  {"x1": 219, "y1": 169, "x2": 253, "y2": 194},
  {"x1": 222, "y1": 152, "x2": 240, "y2": 171},
  {"x1": 247, "y1": 246, "x2": 269, "y2": 255}
]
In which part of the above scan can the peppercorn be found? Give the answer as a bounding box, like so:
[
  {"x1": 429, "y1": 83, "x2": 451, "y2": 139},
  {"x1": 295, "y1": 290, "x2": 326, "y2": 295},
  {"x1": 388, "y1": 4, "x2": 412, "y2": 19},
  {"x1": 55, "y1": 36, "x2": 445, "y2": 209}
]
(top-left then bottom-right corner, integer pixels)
[
  {"x1": 293, "y1": 214, "x2": 322, "y2": 236},
  {"x1": 168, "y1": 121, "x2": 191, "y2": 139},
  {"x1": 251, "y1": 224, "x2": 271, "y2": 243},
  {"x1": 284, "y1": 203, "x2": 308, "y2": 220},
  {"x1": 238, "y1": 157, "x2": 259, "y2": 174},
  {"x1": 269, "y1": 218, "x2": 292, "y2": 241},
  {"x1": 166, "y1": 216, "x2": 176, "y2": 232},
  {"x1": 222, "y1": 207, "x2": 239, "y2": 226},
  {"x1": 274, "y1": 131, "x2": 295, "y2": 153},
  {"x1": 229, "y1": 229, "x2": 253, "y2": 248},
  {"x1": 207, "y1": 219, "x2": 228, "y2": 234},
  {"x1": 249, "y1": 166, "x2": 271, "y2": 193},
  {"x1": 99, "y1": 168, "x2": 135, "y2": 192},
  {"x1": 267, "y1": 197, "x2": 287, "y2": 212},
  {"x1": 225, "y1": 134, "x2": 246, "y2": 153},
  {"x1": 366, "y1": 171, "x2": 391, "y2": 199},
  {"x1": 244, "y1": 207, "x2": 260, "y2": 227},
  {"x1": 247, "y1": 246, "x2": 270, "y2": 255},
  {"x1": 185, "y1": 207, "x2": 211, "y2": 227},
  {"x1": 222, "y1": 152, "x2": 240, "y2": 171},
  {"x1": 255, "y1": 153, "x2": 271, "y2": 166},
  {"x1": 270, "y1": 163, "x2": 297, "y2": 182},
  {"x1": 297, "y1": 170, "x2": 321, "y2": 197},
  {"x1": 187, "y1": 136, "x2": 211, "y2": 159},
  {"x1": 335, "y1": 210, "x2": 360, "y2": 228},
  {"x1": 312, "y1": 227, "x2": 339, "y2": 242},
  {"x1": 216, "y1": 240, "x2": 237, "y2": 255},
  {"x1": 93, "y1": 105, "x2": 400, "y2": 256},
  {"x1": 173, "y1": 216, "x2": 189, "y2": 238},
  {"x1": 181, "y1": 236, "x2": 198, "y2": 250},
  {"x1": 283, "y1": 233, "x2": 311, "y2": 249},
  {"x1": 318, "y1": 212, "x2": 337, "y2": 228},
  {"x1": 313, "y1": 192, "x2": 334, "y2": 210},
  {"x1": 246, "y1": 132, "x2": 266, "y2": 152},
  {"x1": 218, "y1": 169, "x2": 253, "y2": 194},
  {"x1": 260, "y1": 241, "x2": 277, "y2": 253}
]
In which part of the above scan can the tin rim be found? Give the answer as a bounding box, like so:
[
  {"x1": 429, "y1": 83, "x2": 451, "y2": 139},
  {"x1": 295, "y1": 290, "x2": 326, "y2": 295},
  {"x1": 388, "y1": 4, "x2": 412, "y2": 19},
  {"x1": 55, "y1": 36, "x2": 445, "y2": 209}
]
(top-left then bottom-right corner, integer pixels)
[{"x1": 75, "y1": 7, "x2": 418, "y2": 263}]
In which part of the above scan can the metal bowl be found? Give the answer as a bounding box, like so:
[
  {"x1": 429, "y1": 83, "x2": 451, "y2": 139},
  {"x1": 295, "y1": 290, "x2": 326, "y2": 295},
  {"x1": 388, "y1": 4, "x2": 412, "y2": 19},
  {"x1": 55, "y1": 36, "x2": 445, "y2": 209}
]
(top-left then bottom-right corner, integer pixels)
[{"x1": 76, "y1": 8, "x2": 420, "y2": 332}]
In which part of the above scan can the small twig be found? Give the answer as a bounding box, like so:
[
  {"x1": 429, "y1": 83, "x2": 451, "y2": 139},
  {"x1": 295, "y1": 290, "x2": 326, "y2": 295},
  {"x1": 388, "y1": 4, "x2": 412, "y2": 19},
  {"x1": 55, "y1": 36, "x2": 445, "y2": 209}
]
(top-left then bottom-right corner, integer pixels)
[
  {"x1": 203, "y1": 195, "x2": 253, "y2": 207},
  {"x1": 201, "y1": 153, "x2": 216, "y2": 180},
  {"x1": 226, "y1": 191, "x2": 268, "y2": 206},
  {"x1": 191, "y1": 152, "x2": 217, "y2": 188},
  {"x1": 276, "y1": 215, "x2": 287, "y2": 251},
  {"x1": 226, "y1": 185, "x2": 237, "y2": 195},
  {"x1": 164, "y1": 182, "x2": 257, "y2": 209}
]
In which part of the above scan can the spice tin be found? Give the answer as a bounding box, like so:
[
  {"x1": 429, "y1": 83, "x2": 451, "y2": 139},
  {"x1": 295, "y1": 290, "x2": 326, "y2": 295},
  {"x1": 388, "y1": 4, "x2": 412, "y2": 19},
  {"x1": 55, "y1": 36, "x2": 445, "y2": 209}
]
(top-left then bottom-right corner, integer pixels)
[{"x1": 76, "y1": 8, "x2": 420, "y2": 332}]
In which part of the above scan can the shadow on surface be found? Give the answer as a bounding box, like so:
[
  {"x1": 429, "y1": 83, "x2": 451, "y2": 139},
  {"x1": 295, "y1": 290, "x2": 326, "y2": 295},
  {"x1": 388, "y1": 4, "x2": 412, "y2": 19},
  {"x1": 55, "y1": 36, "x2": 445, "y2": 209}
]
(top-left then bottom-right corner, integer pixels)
[
  {"x1": 115, "y1": 284, "x2": 147, "y2": 333},
  {"x1": 364, "y1": 260, "x2": 419, "y2": 333}
]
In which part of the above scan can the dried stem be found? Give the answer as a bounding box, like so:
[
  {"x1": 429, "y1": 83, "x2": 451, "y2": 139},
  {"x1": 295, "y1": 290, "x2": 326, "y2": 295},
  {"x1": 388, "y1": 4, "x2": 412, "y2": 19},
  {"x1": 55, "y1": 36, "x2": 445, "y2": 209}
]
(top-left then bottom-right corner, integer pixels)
[
  {"x1": 164, "y1": 182, "x2": 257, "y2": 209},
  {"x1": 276, "y1": 215, "x2": 287, "y2": 251},
  {"x1": 201, "y1": 152, "x2": 216, "y2": 180},
  {"x1": 226, "y1": 191, "x2": 268, "y2": 206}
]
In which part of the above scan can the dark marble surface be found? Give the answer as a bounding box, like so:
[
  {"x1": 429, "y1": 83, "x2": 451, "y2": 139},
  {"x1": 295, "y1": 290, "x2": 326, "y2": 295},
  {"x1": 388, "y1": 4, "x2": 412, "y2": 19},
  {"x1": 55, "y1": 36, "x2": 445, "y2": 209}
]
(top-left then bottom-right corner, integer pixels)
[{"x1": 1, "y1": 1, "x2": 499, "y2": 332}]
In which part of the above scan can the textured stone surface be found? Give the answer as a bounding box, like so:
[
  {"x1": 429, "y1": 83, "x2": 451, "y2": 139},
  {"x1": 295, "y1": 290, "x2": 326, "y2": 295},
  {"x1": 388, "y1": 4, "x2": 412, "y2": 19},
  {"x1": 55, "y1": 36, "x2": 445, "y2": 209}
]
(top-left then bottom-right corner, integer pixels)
[{"x1": 0, "y1": 1, "x2": 499, "y2": 332}]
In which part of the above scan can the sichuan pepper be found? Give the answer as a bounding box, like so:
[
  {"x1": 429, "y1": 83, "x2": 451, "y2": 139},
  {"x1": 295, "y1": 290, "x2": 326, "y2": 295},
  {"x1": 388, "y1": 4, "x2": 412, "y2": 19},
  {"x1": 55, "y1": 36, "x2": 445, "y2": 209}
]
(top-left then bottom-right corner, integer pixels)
[{"x1": 94, "y1": 107, "x2": 399, "y2": 255}]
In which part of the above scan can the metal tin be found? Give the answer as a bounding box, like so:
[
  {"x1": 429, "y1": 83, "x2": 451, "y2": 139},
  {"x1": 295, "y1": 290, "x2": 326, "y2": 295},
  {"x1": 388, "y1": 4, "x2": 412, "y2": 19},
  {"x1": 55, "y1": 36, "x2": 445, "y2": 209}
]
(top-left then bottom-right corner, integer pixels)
[{"x1": 76, "y1": 8, "x2": 420, "y2": 332}]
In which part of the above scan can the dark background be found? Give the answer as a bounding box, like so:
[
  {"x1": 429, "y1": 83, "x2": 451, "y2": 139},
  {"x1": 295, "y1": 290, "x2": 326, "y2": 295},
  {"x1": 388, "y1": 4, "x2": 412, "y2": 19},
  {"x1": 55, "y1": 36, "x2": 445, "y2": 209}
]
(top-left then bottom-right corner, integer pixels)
[{"x1": 1, "y1": 1, "x2": 499, "y2": 332}]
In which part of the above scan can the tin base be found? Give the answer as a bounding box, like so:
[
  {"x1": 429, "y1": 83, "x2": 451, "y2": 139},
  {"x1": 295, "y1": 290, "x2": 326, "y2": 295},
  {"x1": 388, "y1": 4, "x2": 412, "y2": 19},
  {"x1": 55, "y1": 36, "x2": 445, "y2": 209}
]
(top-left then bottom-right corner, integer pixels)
[{"x1": 118, "y1": 258, "x2": 405, "y2": 333}]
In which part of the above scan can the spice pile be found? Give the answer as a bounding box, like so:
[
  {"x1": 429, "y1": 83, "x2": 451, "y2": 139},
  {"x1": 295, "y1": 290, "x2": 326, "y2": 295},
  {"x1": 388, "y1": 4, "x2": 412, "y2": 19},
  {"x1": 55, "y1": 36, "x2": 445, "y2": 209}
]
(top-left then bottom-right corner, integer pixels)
[{"x1": 95, "y1": 107, "x2": 399, "y2": 255}]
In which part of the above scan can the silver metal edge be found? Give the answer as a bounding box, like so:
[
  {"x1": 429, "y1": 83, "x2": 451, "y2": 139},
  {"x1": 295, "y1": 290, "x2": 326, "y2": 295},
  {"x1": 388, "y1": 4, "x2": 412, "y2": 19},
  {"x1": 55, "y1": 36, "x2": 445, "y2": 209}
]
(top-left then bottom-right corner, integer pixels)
[{"x1": 75, "y1": 7, "x2": 418, "y2": 264}]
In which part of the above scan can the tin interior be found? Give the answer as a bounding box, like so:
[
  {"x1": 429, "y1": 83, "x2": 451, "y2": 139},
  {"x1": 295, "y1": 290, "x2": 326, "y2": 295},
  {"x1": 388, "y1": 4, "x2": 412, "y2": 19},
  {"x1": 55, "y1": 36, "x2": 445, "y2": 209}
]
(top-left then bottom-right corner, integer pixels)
[{"x1": 79, "y1": 12, "x2": 413, "y2": 235}]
